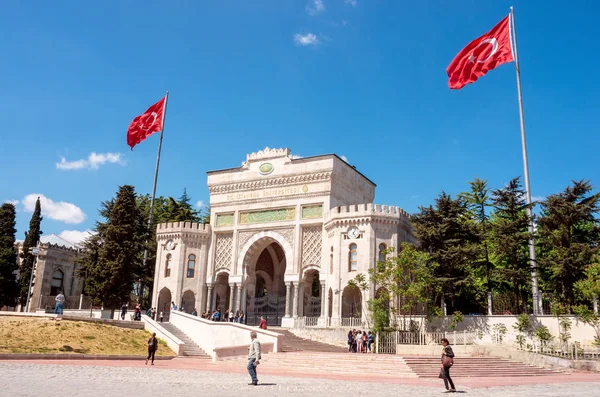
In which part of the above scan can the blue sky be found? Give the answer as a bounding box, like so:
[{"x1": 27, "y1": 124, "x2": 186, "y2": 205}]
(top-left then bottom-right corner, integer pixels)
[{"x1": 1, "y1": 1, "x2": 599, "y2": 243}]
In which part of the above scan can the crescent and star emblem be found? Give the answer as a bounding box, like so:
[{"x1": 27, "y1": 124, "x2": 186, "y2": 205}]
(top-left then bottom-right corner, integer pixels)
[
  {"x1": 150, "y1": 111, "x2": 158, "y2": 126},
  {"x1": 468, "y1": 38, "x2": 498, "y2": 64}
]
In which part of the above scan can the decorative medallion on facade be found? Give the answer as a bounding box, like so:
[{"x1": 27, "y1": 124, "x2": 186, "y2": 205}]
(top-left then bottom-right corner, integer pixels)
[
  {"x1": 301, "y1": 226, "x2": 322, "y2": 267},
  {"x1": 216, "y1": 213, "x2": 234, "y2": 227},
  {"x1": 301, "y1": 204, "x2": 323, "y2": 219},
  {"x1": 258, "y1": 163, "x2": 274, "y2": 175},
  {"x1": 214, "y1": 233, "x2": 233, "y2": 270},
  {"x1": 239, "y1": 207, "x2": 296, "y2": 225}
]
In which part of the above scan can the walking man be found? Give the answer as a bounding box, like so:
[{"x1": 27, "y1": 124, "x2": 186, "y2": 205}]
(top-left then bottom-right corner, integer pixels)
[
  {"x1": 247, "y1": 331, "x2": 261, "y2": 386},
  {"x1": 54, "y1": 291, "x2": 65, "y2": 317}
]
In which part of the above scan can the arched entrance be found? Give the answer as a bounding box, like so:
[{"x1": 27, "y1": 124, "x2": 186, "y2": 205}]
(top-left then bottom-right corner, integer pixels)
[
  {"x1": 214, "y1": 272, "x2": 231, "y2": 315},
  {"x1": 302, "y1": 269, "x2": 321, "y2": 317},
  {"x1": 181, "y1": 290, "x2": 195, "y2": 314},
  {"x1": 157, "y1": 287, "x2": 172, "y2": 321},
  {"x1": 242, "y1": 238, "x2": 287, "y2": 326},
  {"x1": 342, "y1": 285, "x2": 362, "y2": 318}
]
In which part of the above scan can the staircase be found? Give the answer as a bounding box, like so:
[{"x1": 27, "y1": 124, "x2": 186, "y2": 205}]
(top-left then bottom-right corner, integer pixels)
[
  {"x1": 403, "y1": 356, "x2": 563, "y2": 378},
  {"x1": 158, "y1": 322, "x2": 210, "y2": 358},
  {"x1": 227, "y1": 351, "x2": 418, "y2": 378},
  {"x1": 270, "y1": 327, "x2": 348, "y2": 353}
]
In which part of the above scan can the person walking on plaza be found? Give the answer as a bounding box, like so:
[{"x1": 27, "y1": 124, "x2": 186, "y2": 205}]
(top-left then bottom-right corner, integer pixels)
[
  {"x1": 120, "y1": 302, "x2": 128, "y2": 320},
  {"x1": 259, "y1": 315, "x2": 267, "y2": 330},
  {"x1": 146, "y1": 332, "x2": 158, "y2": 365},
  {"x1": 247, "y1": 331, "x2": 261, "y2": 385},
  {"x1": 440, "y1": 338, "x2": 456, "y2": 393},
  {"x1": 54, "y1": 291, "x2": 65, "y2": 317}
]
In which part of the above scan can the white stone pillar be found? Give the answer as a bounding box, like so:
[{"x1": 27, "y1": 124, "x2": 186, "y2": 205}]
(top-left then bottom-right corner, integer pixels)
[
  {"x1": 235, "y1": 285, "x2": 243, "y2": 312},
  {"x1": 487, "y1": 291, "x2": 493, "y2": 316},
  {"x1": 228, "y1": 284, "x2": 235, "y2": 312},
  {"x1": 319, "y1": 282, "x2": 326, "y2": 318},
  {"x1": 206, "y1": 285, "x2": 213, "y2": 312},
  {"x1": 285, "y1": 282, "x2": 292, "y2": 317},
  {"x1": 593, "y1": 295, "x2": 598, "y2": 315},
  {"x1": 292, "y1": 283, "x2": 299, "y2": 317}
]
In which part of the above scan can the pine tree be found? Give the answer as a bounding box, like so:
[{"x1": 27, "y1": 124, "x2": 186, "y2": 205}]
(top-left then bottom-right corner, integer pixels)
[
  {"x1": 82, "y1": 185, "x2": 146, "y2": 314},
  {"x1": 0, "y1": 203, "x2": 19, "y2": 307},
  {"x1": 460, "y1": 178, "x2": 494, "y2": 300},
  {"x1": 19, "y1": 197, "x2": 42, "y2": 307},
  {"x1": 537, "y1": 180, "x2": 600, "y2": 305},
  {"x1": 412, "y1": 192, "x2": 480, "y2": 313},
  {"x1": 489, "y1": 177, "x2": 533, "y2": 313}
]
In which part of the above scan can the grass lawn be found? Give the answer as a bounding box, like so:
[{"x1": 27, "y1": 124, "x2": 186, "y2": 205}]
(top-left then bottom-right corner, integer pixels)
[{"x1": 0, "y1": 316, "x2": 175, "y2": 356}]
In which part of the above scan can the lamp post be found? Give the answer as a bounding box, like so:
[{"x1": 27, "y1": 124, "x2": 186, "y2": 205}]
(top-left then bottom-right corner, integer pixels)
[{"x1": 25, "y1": 242, "x2": 40, "y2": 313}]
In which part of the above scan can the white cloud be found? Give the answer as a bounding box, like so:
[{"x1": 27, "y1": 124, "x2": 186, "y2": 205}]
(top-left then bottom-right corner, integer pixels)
[
  {"x1": 23, "y1": 194, "x2": 86, "y2": 224},
  {"x1": 291, "y1": 154, "x2": 303, "y2": 159},
  {"x1": 340, "y1": 155, "x2": 349, "y2": 163},
  {"x1": 195, "y1": 200, "x2": 205, "y2": 209},
  {"x1": 4, "y1": 200, "x2": 19, "y2": 206},
  {"x1": 531, "y1": 196, "x2": 545, "y2": 203},
  {"x1": 58, "y1": 229, "x2": 95, "y2": 245},
  {"x1": 345, "y1": 0, "x2": 357, "y2": 7},
  {"x1": 294, "y1": 33, "x2": 319, "y2": 46},
  {"x1": 56, "y1": 152, "x2": 125, "y2": 170},
  {"x1": 307, "y1": 0, "x2": 325, "y2": 15}
]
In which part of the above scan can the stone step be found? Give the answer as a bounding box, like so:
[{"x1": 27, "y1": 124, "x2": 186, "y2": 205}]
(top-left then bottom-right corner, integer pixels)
[{"x1": 157, "y1": 322, "x2": 210, "y2": 358}]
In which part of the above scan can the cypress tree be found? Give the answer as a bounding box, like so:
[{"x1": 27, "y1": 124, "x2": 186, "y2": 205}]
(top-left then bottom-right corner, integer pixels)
[
  {"x1": 0, "y1": 203, "x2": 19, "y2": 307},
  {"x1": 19, "y1": 197, "x2": 42, "y2": 307},
  {"x1": 82, "y1": 185, "x2": 146, "y2": 315}
]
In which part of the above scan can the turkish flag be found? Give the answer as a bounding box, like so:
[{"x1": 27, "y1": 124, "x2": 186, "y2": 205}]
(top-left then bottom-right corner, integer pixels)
[
  {"x1": 447, "y1": 15, "x2": 514, "y2": 89},
  {"x1": 126, "y1": 96, "x2": 166, "y2": 150}
]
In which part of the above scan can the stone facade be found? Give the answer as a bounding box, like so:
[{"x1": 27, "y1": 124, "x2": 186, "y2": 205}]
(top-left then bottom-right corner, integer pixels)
[
  {"x1": 14, "y1": 234, "x2": 84, "y2": 311},
  {"x1": 152, "y1": 148, "x2": 413, "y2": 327}
]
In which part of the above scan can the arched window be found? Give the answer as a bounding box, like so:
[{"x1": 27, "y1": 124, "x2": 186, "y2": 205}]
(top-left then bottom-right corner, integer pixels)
[
  {"x1": 51, "y1": 269, "x2": 64, "y2": 296},
  {"x1": 187, "y1": 254, "x2": 196, "y2": 278},
  {"x1": 378, "y1": 243, "x2": 387, "y2": 263},
  {"x1": 329, "y1": 246, "x2": 334, "y2": 274},
  {"x1": 348, "y1": 243, "x2": 357, "y2": 272},
  {"x1": 165, "y1": 254, "x2": 172, "y2": 278}
]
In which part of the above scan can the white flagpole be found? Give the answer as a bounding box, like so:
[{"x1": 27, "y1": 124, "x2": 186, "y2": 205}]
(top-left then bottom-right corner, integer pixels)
[
  {"x1": 510, "y1": 7, "x2": 541, "y2": 315},
  {"x1": 141, "y1": 91, "x2": 169, "y2": 305}
]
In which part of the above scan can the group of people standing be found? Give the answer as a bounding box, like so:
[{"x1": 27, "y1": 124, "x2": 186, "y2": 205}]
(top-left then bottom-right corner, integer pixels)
[
  {"x1": 347, "y1": 329, "x2": 374, "y2": 353},
  {"x1": 201, "y1": 308, "x2": 245, "y2": 323}
]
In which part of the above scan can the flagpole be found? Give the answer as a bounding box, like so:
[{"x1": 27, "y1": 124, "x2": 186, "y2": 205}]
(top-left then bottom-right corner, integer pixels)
[
  {"x1": 141, "y1": 91, "x2": 169, "y2": 305},
  {"x1": 510, "y1": 7, "x2": 541, "y2": 315}
]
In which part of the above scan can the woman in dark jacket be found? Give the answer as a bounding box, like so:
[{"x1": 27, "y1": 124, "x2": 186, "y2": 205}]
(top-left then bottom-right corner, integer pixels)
[
  {"x1": 146, "y1": 333, "x2": 158, "y2": 365},
  {"x1": 440, "y1": 338, "x2": 456, "y2": 392}
]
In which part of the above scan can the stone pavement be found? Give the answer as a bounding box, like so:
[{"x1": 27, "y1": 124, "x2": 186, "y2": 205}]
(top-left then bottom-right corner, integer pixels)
[{"x1": 1, "y1": 361, "x2": 599, "y2": 397}]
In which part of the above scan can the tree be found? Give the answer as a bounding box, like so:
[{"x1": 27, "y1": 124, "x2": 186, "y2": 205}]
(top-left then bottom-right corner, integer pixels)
[
  {"x1": 349, "y1": 243, "x2": 440, "y2": 333},
  {"x1": 489, "y1": 178, "x2": 533, "y2": 313},
  {"x1": 537, "y1": 180, "x2": 600, "y2": 305},
  {"x1": 575, "y1": 261, "x2": 600, "y2": 304},
  {"x1": 412, "y1": 192, "x2": 480, "y2": 313},
  {"x1": 460, "y1": 178, "x2": 493, "y2": 298},
  {"x1": 81, "y1": 185, "x2": 146, "y2": 315},
  {"x1": 19, "y1": 197, "x2": 42, "y2": 307},
  {"x1": 0, "y1": 203, "x2": 19, "y2": 307}
]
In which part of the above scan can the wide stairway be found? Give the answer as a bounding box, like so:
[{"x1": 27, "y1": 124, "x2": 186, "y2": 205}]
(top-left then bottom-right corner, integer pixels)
[
  {"x1": 158, "y1": 322, "x2": 210, "y2": 358},
  {"x1": 403, "y1": 356, "x2": 563, "y2": 378},
  {"x1": 228, "y1": 351, "x2": 418, "y2": 379},
  {"x1": 270, "y1": 327, "x2": 348, "y2": 353}
]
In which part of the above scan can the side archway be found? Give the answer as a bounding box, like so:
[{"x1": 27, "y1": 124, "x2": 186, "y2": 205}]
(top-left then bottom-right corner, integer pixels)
[{"x1": 342, "y1": 285, "x2": 362, "y2": 318}]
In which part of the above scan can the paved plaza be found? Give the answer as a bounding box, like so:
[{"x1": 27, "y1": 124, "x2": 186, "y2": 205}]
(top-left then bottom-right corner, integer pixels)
[{"x1": 1, "y1": 361, "x2": 599, "y2": 397}]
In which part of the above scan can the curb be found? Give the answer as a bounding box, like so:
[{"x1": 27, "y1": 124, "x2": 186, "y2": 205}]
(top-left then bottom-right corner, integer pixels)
[{"x1": 0, "y1": 354, "x2": 175, "y2": 361}]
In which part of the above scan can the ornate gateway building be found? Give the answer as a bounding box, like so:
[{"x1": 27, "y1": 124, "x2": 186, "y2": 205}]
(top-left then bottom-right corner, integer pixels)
[{"x1": 152, "y1": 148, "x2": 413, "y2": 327}]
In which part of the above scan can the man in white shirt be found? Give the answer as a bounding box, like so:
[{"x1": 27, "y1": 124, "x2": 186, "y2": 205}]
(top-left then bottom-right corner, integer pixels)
[
  {"x1": 54, "y1": 291, "x2": 65, "y2": 316},
  {"x1": 247, "y1": 331, "x2": 261, "y2": 385}
]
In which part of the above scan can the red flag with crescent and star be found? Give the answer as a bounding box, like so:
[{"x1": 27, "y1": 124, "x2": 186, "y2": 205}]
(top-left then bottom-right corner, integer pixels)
[
  {"x1": 126, "y1": 96, "x2": 166, "y2": 150},
  {"x1": 447, "y1": 15, "x2": 514, "y2": 89}
]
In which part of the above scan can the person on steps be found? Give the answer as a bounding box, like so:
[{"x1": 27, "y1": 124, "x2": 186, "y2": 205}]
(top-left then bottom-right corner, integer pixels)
[
  {"x1": 440, "y1": 338, "x2": 456, "y2": 393},
  {"x1": 146, "y1": 332, "x2": 158, "y2": 366}
]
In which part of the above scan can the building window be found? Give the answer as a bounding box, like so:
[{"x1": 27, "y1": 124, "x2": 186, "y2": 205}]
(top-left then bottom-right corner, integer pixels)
[
  {"x1": 50, "y1": 269, "x2": 64, "y2": 296},
  {"x1": 348, "y1": 243, "x2": 357, "y2": 272},
  {"x1": 378, "y1": 243, "x2": 387, "y2": 263},
  {"x1": 165, "y1": 254, "x2": 172, "y2": 278},
  {"x1": 187, "y1": 254, "x2": 196, "y2": 278},
  {"x1": 329, "y1": 246, "x2": 334, "y2": 274}
]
